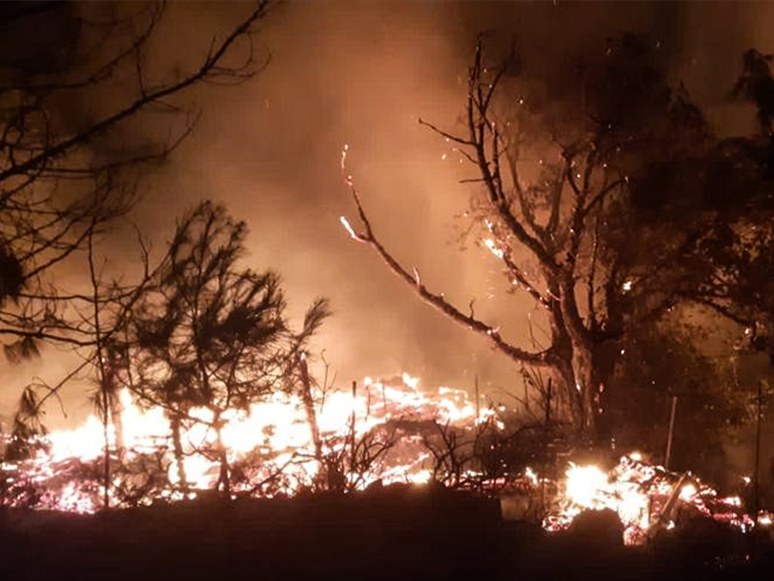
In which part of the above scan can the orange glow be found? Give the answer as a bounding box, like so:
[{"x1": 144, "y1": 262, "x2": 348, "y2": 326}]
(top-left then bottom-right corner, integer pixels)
[
  {"x1": 0, "y1": 378, "x2": 762, "y2": 544},
  {"x1": 543, "y1": 453, "x2": 757, "y2": 544},
  {"x1": 1, "y1": 374, "x2": 496, "y2": 512}
]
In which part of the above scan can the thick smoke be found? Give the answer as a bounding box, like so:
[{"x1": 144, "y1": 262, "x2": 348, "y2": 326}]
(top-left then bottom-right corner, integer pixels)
[{"x1": 1, "y1": 2, "x2": 771, "y2": 450}]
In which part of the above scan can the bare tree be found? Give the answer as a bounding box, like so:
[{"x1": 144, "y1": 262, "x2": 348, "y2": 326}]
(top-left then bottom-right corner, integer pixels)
[
  {"x1": 0, "y1": 1, "x2": 275, "y2": 354},
  {"x1": 342, "y1": 35, "x2": 716, "y2": 441}
]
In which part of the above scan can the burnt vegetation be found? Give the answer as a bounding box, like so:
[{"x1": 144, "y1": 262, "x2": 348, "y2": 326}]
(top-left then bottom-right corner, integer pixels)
[
  {"x1": 1, "y1": 4, "x2": 774, "y2": 580},
  {"x1": 344, "y1": 33, "x2": 774, "y2": 475}
]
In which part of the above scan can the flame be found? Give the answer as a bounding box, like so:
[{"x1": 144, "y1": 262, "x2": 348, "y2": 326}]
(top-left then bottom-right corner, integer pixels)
[
  {"x1": 524, "y1": 466, "x2": 538, "y2": 486},
  {"x1": 542, "y1": 453, "x2": 759, "y2": 544},
  {"x1": 565, "y1": 464, "x2": 608, "y2": 506},
  {"x1": 340, "y1": 216, "x2": 359, "y2": 240},
  {"x1": 679, "y1": 482, "x2": 697, "y2": 501},
  {"x1": 553, "y1": 460, "x2": 650, "y2": 535},
  {"x1": 1, "y1": 375, "x2": 765, "y2": 544},
  {"x1": 1, "y1": 374, "x2": 497, "y2": 512},
  {"x1": 484, "y1": 238, "x2": 504, "y2": 259}
]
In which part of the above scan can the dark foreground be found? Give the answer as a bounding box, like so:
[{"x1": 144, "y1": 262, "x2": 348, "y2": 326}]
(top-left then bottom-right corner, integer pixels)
[{"x1": 2, "y1": 487, "x2": 773, "y2": 581}]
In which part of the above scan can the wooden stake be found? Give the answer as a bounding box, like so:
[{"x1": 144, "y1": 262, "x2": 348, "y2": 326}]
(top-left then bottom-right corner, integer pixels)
[
  {"x1": 474, "y1": 374, "x2": 480, "y2": 421},
  {"x1": 665, "y1": 395, "x2": 677, "y2": 470},
  {"x1": 754, "y1": 380, "x2": 763, "y2": 513},
  {"x1": 350, "y1": 381, "x2": 357, "y2": 462}
]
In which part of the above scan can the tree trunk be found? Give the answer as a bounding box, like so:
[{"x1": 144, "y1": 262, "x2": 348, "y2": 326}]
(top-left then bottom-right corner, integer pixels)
[
  {"x1": 109, "y1": 391, "x2": 125, "y2": 460},
  {"x1": 170, "y1": 416, "x2": 188, "y2": 491},
  {"x1": 298, "y1": 356, "x2": 324, "y2": 487},
  {"x1": 215, "y1": 422, "x2": 230, "y2": 498},
  {"x1": 554, "y1": 357, "x2": 584, "y2": 429},
  {"x1": 553, "y1": 271, "x2": 599, "y2": 442},
  {"x1": 544, "y1": 279, "x2": 585, "y2": 431},
  {"x1": 591, "y1": 341, "x2": 619, "y2": 444},
  {"x1": 570, "y1": 341, "x2": 598, "y2": 442}
]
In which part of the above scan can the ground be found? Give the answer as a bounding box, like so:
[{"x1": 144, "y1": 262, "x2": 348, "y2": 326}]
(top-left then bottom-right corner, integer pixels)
[{"x1": 1, "y1": 486, "x2": 773, "y2": 580}]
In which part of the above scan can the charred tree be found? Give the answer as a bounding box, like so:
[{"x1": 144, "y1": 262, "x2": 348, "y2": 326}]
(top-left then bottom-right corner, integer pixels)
[{"x1": 342, "y1": 35, "x2": 735, "y2": 443}]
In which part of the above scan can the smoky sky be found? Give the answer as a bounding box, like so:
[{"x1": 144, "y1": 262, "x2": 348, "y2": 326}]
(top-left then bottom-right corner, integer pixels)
[{"x1": 2, "y1": 1, "x2": 773, "y2": 428}]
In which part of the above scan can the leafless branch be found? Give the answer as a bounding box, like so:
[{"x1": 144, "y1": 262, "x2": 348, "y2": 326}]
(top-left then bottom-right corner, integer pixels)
[
  {"x1": 418, "y1": 118, "x2": 474, "y2": 146},
  {"x1": 0, "y1": 1, "x2": 272, "y2": 185},
  {"x1": 343, "y1": 184, "x2": 552, "y2": 367}
]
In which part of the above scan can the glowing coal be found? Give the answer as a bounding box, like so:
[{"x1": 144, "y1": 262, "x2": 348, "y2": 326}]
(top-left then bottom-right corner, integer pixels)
[
  {"x1": 0, "y1": 375, "x2": 766, "y2": 546},
  {"x1": 542, "y1": 453, "x2": 757, "y2": 545},
  {"x1": 1, "y1": 373, "x2": 493, "y2": 512}
]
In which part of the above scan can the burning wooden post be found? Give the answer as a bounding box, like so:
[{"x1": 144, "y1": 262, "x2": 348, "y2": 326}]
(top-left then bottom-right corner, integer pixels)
[
  {"x1": 664, "y1": 395, "x2": 677, "y2": 470},
  {"x1": 753, "y1": 380, "x2": 763, "y2": 513},
  {"x1": 647, "y1": 471, "x2": 691, "y2": 538}
]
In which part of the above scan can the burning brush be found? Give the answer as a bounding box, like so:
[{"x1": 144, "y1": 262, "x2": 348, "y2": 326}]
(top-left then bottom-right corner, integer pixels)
[
  {"x1": 542, "y1": 452, "x2": 762, "y2": 545},
  {"x1": 0, "y1": 374, "x2": 498, "y2": 512},
  {"x1": 1, "y1": 373, "x2": 771, "y2": 549}
]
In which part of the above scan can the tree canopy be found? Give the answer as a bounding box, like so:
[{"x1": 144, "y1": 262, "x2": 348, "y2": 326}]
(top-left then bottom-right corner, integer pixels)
[{"x1": 0, "y1": 1, "x2": 274, "y2": 355}]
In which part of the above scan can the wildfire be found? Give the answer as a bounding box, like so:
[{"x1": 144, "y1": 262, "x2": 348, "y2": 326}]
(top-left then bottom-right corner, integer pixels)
[
  {"x1": 542, "y1": 453, "x2": 757, "y2": 545},
  {"x1": 1, "y1": 373, "x2": 495, "y2": 512},
  {"x1": 0, "y1": 374, "x2": 767, "y2": 547}
]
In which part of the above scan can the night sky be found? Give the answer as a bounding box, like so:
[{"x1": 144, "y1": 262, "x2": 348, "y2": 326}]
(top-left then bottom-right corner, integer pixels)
[{"x1": 0, "y1": 1, "x2": 771, "y2": 428}]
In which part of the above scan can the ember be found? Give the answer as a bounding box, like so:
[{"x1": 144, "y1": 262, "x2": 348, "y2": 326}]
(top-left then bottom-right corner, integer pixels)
[
  {"x1": 0, "y1": 376, "x2": 766, "y2": 546},
  {"x1": 542, "y1": 453, "x2": 758, "y2": 545},
  {"x1": 0, "y1": 374, "x2": 494, "y2": 512}
]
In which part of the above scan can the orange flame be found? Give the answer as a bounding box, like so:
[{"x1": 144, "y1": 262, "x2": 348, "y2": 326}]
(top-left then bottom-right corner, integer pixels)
[
  {"x1": 1, "y1": 375, "x2": 763, "y2": 545},
  {"x1": 1, "y1": 373, "x2": 494, "y2": 512}
]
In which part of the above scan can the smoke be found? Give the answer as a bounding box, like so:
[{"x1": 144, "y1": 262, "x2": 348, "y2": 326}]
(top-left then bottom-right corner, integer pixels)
[{"x1": 2, "y1": 1, "x2": 771, "y2": 430}]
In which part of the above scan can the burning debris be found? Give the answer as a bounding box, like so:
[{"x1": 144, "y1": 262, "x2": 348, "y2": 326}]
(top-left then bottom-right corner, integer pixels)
[
  {"x1": 1, "y1": 374, "x2": 771, "y2": 548},
  {"x1": 541, "y1": 452, "x2": 764, "y2": 545},
  {"x1": 0, "y1": 374, "x2": 498, "y2": 512}
]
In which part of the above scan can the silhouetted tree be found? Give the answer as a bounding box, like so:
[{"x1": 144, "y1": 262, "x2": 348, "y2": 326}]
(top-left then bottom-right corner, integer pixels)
[
  {"x1": 0, "y1": 2, "x2": 273, "y2": 355},
  {"x1": 129, "y1": 201, "x2": 329, "y2": 496},
  {"x1": 650, "y1": 48, "x2": 774, "y2": 361},
  {"x1": 343, "y1": 35, "x2": 718, "y2": 442},
  {"x1": 609, "y1": 320, "x2": 750, "y2": 481},
  {"x1": 732, "y1": 48, "x2": 774, "y2": 137},
  {"x1": 0, "y1": 1, "x2": 275, "y2": 465}
]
